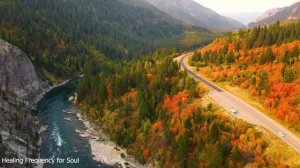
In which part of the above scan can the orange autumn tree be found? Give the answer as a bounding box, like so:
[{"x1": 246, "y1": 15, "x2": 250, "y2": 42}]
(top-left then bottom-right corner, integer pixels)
[
  {"x1": 151, "y1": 120, "x2": 163, "y2": 133},
  {"x1": 160, "y1": 91, "x2": 197, "y2": 137},
  {"x1": 190, "y1": 22, "x2": 300, "y2": 132}
]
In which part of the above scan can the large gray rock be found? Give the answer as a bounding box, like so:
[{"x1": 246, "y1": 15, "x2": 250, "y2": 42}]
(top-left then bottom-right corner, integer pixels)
[
  {"x1": 0, "y1": 39, "x2": 48, "y2": 167},
  {"x1": 0, "y1": 39, "x2": 42, "y2": 106}
]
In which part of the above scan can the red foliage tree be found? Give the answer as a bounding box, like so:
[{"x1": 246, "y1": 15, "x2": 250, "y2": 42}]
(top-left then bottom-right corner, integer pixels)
[{"x1": 143, "y1": 149, "x2": 149, "y2": 158}]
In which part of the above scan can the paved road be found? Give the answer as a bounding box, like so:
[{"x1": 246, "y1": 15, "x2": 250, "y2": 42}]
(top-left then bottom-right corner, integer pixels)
[{"x1": 179, "y1": 52, "x2": 300, "y2": 154}]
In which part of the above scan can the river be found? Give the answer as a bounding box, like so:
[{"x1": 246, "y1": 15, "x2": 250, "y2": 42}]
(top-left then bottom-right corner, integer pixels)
[{"x1": 36, "y1": 79, "x2": 110, "y2": 168}]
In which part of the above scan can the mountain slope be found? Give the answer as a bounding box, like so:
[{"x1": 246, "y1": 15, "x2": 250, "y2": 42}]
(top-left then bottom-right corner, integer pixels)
[
  {"x1": 249, "y1": 2, "x2": 300, "y2": 27},
  {"x1": 144, "y1": 0, "x2": 244, "y2": 31},
  {"x1": 0, "y1": 0, "x2": 212, "y2": 80},
  {"x1": 190, "y1": 21, "x2": 300, "y2": 141},
  {"x1": 77, "y1": 45, "x2": 300, "y2": 167}
]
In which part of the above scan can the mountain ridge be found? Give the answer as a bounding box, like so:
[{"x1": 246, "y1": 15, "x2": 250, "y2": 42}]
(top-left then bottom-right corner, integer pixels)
[
  {"x1": 144, "y1": 0, "x2": 245, "y2": 31},
  {"x1": 248, "y1": 2, "x2": 300, "y2": 27},
  {"x1": 0, "y1": 0, "x2": 212, "y2": 80}
]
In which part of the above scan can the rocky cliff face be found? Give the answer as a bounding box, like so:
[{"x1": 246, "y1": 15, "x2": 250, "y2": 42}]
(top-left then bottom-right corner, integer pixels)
[
  {"x1": 0, "y1": 39, "x2": 48, "y2": 167},
  {"x1": 0, "y1": 39, "x2": 45, "y2": 106},
  {"x1": 248, "y1": 2, "x2": 300, "y2": 27}
]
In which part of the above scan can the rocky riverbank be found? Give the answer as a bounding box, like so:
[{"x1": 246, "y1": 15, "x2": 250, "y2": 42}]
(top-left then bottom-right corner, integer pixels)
[{"x1": 75, "y1": 112, "x2": 151, "y2": 168}]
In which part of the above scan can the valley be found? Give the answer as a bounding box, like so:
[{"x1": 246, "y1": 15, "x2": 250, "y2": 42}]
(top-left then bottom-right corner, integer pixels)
[
  {"x1": 37, "y1": 79, "x2": 107, "y2": 168},
  {"x1": 0, "y1": 0, "x2": 213, "y2": 80},
  {"x1": 0, "y1": 0, "x2": 300, "y2": 168}
]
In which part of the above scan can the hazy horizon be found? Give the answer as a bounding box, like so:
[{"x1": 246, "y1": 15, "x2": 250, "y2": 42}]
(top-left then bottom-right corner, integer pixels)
[
  {"x1": 223, "y1": 12, "x2": 262, "y2": 25},
  {"x1": 193, "y1": 0, "x2": 299, "y2": 14}
]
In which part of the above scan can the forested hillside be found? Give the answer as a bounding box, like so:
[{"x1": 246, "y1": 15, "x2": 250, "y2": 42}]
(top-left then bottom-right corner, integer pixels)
[
  {"x1": 76, "y1": 49, "x2": 299, "y2": 167},
  {"x1": 190, "y1": 21, "x2": 300, "y2": 133},
  {"x1": 0, "y1": 0, "x2": 212, "y2": 79}
]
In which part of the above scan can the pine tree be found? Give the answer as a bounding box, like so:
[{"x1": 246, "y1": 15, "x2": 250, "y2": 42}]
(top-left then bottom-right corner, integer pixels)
[
  {"x1": 258, "y1": 70, "x2": 268, "y2": 95},
  {"x1": 226, "y1": 51, "x2": 235, "y2": 64},
  {"x1": 259, "y1": 47, "x2": 275, "y2": 64},
  {"x1": 292, "y1": 46, "x2": 299, "y2": 58},
  {"x1": 231, "y1": 145, "x2": 242, "y2": 168},
  {"x1": 176, "y1": 132, "x2": 190, "y2": 168},
  {"x1": 163, "y1": 124, "x2": 172, "y2": 144},
  {"x1": 259, "y1": 53, "x2": 267, "y2": 65},
  {"x1": 192, "y1": 51, "x2": 202, "y2": 62},
  {"x1": 207, "y1": 144, "x2": 223, "y2": 168},
  {"x1": 234, "y1": 41, "x2": 241, "y2": 51},
  {"x1": 284, "y1": 69, "x2": 295, "y2": 83},
  {"x1": 210, "y1": 123, "x2": 219, "y2": 142},
  {"x1": 265, "y1": 47, "x2": 275, "y2": 62},
  {"x1": 281, "y1": 51, "x2": 290, "y2": 64}
]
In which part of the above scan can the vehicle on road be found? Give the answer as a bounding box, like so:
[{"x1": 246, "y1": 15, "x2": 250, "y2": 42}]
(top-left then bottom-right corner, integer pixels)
[
  {"x1": 278, "y1": 131, "x2": 285, "y2": 137},
  {"x1": 179, "y1": 54, "x2": 300, "y2": 154},
  {"x1": 229, "y1": 108, "x2": 238, "y2": 114}
]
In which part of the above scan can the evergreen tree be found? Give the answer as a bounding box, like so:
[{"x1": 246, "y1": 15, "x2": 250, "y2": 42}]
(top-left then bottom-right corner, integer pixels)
[
  {"x1": 207, "y1": 144, "x2": 223, "y2": 168},
  {"x1": 220, "y1": 137, "x2": 232, "y2": 158},
  {"x1": 265, "y1": 47, "x2": 275, "y2": 62},
  {"x1": 231, "y1": 145, "x2": 242, "y2": 168},
  {"x1": 284, "y1": 69, "x2": 295, "y2": 83},
  {"x1": 176, "y1": 132, "x2": 190, "y2": 168},
  {"x1": 226, "y1": 51, "x2": 235, "y2": 64},
  {"x1": 192, "y1": 51, "x2": 202, "y2": 62},
  {"x1": 210, "y1": 123, "x2": 219, "y2": 143},
  {"x1": 258, "y1": 70, "x2": 268, "y2": 95},
  {"x1": 281, "y1": 51, "x2": 290, "y2": 64}
]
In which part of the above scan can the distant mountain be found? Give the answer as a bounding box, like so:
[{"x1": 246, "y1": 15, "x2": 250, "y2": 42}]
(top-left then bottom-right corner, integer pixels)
[
  {"x1": 223, "y1": 12, "x2": 262, "y2": 25},
  {"x1": 248, "y1": 2, "x2": 300, "y2": 27},
  {"x1": 0, "y1": 0, "x2": 211, "y2": 79},
  {"x1": 144, "y1": 0, "x2": 245, "y2": 31}
]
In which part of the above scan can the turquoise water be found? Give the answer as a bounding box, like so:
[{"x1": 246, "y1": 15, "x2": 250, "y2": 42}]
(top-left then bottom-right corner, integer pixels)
[{"x1": 37, "y1": 79, "x2": 110, "y2": 168}]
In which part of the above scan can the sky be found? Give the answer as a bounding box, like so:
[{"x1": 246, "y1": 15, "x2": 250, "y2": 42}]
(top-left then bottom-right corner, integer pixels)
[{"x1": 193, "y1": 0, "x2": 299, "y2": 14}]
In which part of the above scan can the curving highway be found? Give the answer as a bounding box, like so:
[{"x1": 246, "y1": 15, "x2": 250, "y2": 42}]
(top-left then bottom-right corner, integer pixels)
[{"x1": 179, "y1": 52, "x2": 300, "y2": 154}]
